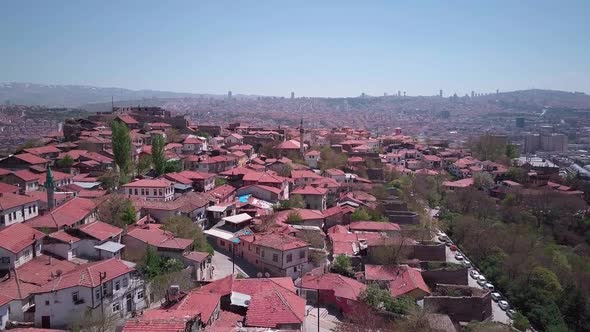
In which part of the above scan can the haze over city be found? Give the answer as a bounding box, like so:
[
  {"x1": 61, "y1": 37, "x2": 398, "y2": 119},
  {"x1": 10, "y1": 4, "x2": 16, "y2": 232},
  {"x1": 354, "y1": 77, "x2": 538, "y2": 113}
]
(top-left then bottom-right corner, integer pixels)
[{"x1": 1, "y1": 0, "x2": 590, "y2": 97}]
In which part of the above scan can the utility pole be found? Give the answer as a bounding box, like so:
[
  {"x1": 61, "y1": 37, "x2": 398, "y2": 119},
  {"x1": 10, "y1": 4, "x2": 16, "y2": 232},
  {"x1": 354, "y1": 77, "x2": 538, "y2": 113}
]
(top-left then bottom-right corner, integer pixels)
[{"x1": 99, "y1": 271, "x2": 107, "y2": 315}]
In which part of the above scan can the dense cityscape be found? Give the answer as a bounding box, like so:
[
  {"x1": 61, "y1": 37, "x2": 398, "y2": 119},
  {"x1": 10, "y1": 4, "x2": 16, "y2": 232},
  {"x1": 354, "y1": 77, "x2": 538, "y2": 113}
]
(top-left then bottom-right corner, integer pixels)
[
  {"x1": 0, "y1": 86, "x2": 587, "y2": 332},
  {"x1": 2, "y1": 1, "x2": 590, "y2": 331}
]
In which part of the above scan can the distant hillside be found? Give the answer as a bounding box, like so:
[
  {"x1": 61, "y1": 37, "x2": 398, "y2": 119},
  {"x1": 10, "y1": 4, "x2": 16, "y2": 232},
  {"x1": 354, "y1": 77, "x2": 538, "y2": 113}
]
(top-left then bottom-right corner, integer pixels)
[
  {"x1": 0, "y1": 82, "x2": 227, "y2": 107},
  {"x1": 478, "y1": 89, "x2": 590, "y2": 109}
]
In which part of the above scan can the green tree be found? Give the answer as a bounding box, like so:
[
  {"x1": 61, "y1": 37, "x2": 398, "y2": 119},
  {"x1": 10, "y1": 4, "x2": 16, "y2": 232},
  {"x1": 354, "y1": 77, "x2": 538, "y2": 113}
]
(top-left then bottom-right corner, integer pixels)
[
  {"x1": 57, "y1": 154, "x2": 74, "y2": 168},
  {"x1": 331, "y1": 254, "x2": 353, "y2": 277},
  {"x1": 141, "y1": 246, "x2": 163, "y2": 280},
  {"x1": 512, "y1": 312, "x2": 531, "y2": 331},
  {"x1": 286, "y1": 210, "x2": 303, "y2": 224},
  {"x1": 288, "y1": 194, "x2": 305, "y2": 209},
  {"x1": 164, "y1": 159, "x2": 182, "y2": 174},
  {"x1": 215, "y1": 177, "x2": 227, "y2": 187},
  {"x1": 473, "y1": 172, "x2": 494, "y2": 190},
  {"x1": 506, "y1": 167, "x2": 528, "y2": 184},
  {"x1": 111, "y1": 121, "x2": 132, "y2": 176},
  {"x1": 505, "y1": 144, "x2": 520, "y2": 159},
  {"x1": 351, "y1": 207, "x2": 371, "y2": 221},
  {"x1": 152, "y1": 134, "x2": 166, "y2": 176},
  {"x1": 360, "y1": 284, "x2": 416, "y2": 315},
  {"x1": 162, "y1": 215, "x2": 213, "y2": 255},
  {"x1": 137, "y1": 154, "x2": 152, "y2": 175},
  {"x1": 97, "y1": 194, "x2": 136, "y2": 228}
]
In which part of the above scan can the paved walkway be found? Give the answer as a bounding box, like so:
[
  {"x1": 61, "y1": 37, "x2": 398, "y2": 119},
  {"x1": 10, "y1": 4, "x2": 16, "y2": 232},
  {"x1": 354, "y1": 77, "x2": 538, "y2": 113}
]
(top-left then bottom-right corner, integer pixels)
[{"x1": 211, "y1": 249, "x2": 257, "y2": 279}]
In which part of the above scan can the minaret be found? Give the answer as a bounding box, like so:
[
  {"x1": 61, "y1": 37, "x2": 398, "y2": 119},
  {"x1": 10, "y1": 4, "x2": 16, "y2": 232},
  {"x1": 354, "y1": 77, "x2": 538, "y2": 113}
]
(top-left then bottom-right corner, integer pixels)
[
  {"x1": 299, "y1": 118, "x2": 305, "y2": 156},
  {"x1": 45, "y1": 167, "x2": 56, "y2": 211}
]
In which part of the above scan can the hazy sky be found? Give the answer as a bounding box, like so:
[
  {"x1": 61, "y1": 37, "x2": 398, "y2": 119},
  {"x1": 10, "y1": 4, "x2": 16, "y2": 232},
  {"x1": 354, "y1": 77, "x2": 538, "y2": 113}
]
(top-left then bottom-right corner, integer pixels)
[{"x1": 1, "y1": 0, "x2": 589, "y2": 97}]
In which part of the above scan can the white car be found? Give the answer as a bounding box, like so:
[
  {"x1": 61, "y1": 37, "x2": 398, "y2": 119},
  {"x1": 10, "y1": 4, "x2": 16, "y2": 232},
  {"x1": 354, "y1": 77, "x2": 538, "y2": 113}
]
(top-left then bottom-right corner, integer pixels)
[
  {"x1": 477, "y1": 275, "x2": 487, "y2": 286},
  {"x1": 499, "y1": 300, "x2": 510, "y2": 311},
  {"x1": 463, "y1": 260, "x2": 472, "y2": 268},
  {"x1": 484, "y1": 283, "x2": 495, "y2": 291},
  {"x1": 455, "y1": 253, "x2": 464, "y2": 261},
  {"x1": 470, "y1": 270, "x2": 480, "y2": 279},
  {"x1": 491, "y1": 292, "x2": 502, "y2": 301}
]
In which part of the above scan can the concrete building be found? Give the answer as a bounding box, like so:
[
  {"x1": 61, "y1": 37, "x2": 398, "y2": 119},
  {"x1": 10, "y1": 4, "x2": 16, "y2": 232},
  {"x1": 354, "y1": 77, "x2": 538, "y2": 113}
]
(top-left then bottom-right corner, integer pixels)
[{"x1": 122, "y1": 179, "x2": 175, "y2": 202}]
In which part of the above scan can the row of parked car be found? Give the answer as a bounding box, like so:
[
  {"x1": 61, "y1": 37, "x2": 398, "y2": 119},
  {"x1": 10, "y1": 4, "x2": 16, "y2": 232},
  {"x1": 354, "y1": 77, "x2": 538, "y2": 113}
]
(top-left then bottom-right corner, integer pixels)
[{"x1": 437, "y1": 231, "x2": 518, "y2": 320}]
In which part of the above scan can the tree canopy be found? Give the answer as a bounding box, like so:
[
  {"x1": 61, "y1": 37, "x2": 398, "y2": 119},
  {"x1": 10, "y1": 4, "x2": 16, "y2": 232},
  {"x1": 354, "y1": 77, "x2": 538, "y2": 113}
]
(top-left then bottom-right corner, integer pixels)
[{"x1": 111, "y1": 121, "x2": 132, "y2": 177}]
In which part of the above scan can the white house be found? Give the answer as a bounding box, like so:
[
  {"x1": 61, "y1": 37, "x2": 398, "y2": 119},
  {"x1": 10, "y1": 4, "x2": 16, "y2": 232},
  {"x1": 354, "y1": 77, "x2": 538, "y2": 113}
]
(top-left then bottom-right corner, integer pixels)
[
  {"x1": 224, "y1": 133, "x2": 244, "y2": 147},
  {"x1": 0, "y1": 295, "x2": 10, "y2": 330},
  {"x1": 304, "y1": 150, "x2": 321, "y2": 169},
  {"x1": 33, "y1": 258, "x2": 147, "y2": 329},
  {"x1": 122, "y1": 179, "x2": 175, "y2": 202},
  {"x1": 0, "y1": 193, "x2": 39, "y2": 226},
  {"x1": 0, "y1": 223, "x2": 44, "y2": 271}
]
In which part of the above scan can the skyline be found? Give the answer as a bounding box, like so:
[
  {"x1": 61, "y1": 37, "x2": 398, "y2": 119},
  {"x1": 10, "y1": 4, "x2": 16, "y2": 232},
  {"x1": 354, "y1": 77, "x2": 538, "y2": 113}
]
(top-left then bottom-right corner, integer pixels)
[{"x1": 1, "y1": 1, "x2": 589, "y2": 97}]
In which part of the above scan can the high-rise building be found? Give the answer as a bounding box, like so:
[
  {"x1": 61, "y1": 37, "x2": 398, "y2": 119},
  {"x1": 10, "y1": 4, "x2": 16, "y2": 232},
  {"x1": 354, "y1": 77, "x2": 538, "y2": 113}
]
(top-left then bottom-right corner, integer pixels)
[
  {"x1": 228, "y1": 91, "x2": 232, "y2": 99},
  {"x1": 496, "y1": 89, "x2": 499, "y2": 94},
  {"x1": 524, "y1": 133, "x2": 567, "y2": 153},
  {"x1": 516, "y1": 117, "x2": 525, "y2": 128},
  {"x1": 471, "y1": 91, "x2": 475, "y2": 98},
  {"x1": 403, "y1": 91, "x2": 406, "y2": 97},
  {"x1": 397, "y1": 91, "x2": 401, "y2": 97},
  {"x1": 291, "y1": 92, "x2": 295, "y2": 99},
  {"x1": 439, "y1": 89, "x2": 443, "y2": 98}
]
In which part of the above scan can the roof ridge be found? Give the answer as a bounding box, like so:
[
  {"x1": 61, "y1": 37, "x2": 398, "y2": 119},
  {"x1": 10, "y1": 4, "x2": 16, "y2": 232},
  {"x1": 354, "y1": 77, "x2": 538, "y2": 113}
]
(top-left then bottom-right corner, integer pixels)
[{"x1": 271, "y1": 284, "x2": 300, "y2": 321}]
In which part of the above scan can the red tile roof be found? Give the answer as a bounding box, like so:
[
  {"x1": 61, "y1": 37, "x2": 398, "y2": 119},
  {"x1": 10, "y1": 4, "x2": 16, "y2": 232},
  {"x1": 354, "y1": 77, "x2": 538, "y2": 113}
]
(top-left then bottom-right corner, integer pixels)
[
  {"x1": 25, "y1": 197, "x2": 96, "y2": 229},
  {"x1": 16, "y1": 255, "x2": 77, "y2": 285},
  {"x1": 0, "y1": 223, "x2": 45, "y2": 253},
  {"x1": 122, "y1": 309, "x2": 196, "y2": 332},
  {"x1": 204, "y1": 310, "x2": 242, "y2": 332},
  {"x1": 23, "y1": 146, "x2": 61, "y2": 156},
  {"x1": 0, "y1": 192, "x2": 38, "y2": 210},
  {"x1": 349, "y1": 221, "x2": 401, "y2": 232},
  {"x1": 299, "y1": 273, "x2": 366, "y2": 301},
  {"x1": 11, "y1": 169, "x2": 40, "y2": 182},
  {"x1": 13, "y1": 153, "x2": 48, "y2": 165},
  {"x1": 292, "y1": 185, "x2": 328, "y2": 196},
  {"x1": 77, "y1": 189, "x2": 107, "y2": 198},
  {"x1": 48, "y1": 230, "x2": 80, "y2": 244},
  {"x1": 242, "y1": 171, "x2": 286, "y2": 184},
  {"x1": 117, "y1": 114, "x2": 139, "y2": 125},
  {"x1": 170, "y1": 291, "x2": 221, "y2": 323},
  {"x1": 183, "y1": 251, "x2": 210, "y2": 263},
  {"x1": 163, "y1": 173, "x2": 192, "y2": 185},
  {"x1": 239, "y1": 232, "x2": 309, "y2": 251},
  {"x1": 277, "y1": 139, "x2": 304, "y2": 150},
  {"x1": 123, "y1": 179, "x2": 173, "y2": 188},
  {"x1": 240, "y1": 184, "x2": 282, "y2": 195},
  {"x1": 325, "y1": 168, "x2": 346, "y2": 176},
  {"x1": 78, "y1": 221, "x2": 123, "y2": 241},
  {"x1": 125, "y1": 224, "x2": 193, "y2": 250},
  {"x1": 34, "y1": 258, "x2": 134, "y2": 293},
  {"x1": 208, "y1": 184, "x2": 236, "y2": 200},
  {"x1": 177, "y1": 170, "x2": 216, "y2": 181},
  {"x1": 219, "y1": 166, "x2": 255, "y2": 177},
  {"x1": 0, "y1": 182, "x2": 19, "y2": 194},
  {"x1": 291, "y1": 170, "x2": 323, "y2": 180},
  {"x1": 388, "y1": 265, "x2": 430, "y2": 298}
]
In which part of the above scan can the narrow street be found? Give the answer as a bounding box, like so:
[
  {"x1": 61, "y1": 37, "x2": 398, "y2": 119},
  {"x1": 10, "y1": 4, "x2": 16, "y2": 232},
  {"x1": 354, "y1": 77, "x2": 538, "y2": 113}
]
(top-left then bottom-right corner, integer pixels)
[{"x1": 211, "y1": 249, "x2": 257, "y2": 279}]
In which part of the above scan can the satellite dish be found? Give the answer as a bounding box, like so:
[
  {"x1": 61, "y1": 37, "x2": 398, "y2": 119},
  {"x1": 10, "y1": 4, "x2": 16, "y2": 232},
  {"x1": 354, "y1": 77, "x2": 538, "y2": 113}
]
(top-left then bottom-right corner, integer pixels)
[
  {"x1": 264, "y1": 272, "x2": 270, "y2": 278},
  {"x1": 257, "y1": 272, "x2": 263, "y2": 278}
]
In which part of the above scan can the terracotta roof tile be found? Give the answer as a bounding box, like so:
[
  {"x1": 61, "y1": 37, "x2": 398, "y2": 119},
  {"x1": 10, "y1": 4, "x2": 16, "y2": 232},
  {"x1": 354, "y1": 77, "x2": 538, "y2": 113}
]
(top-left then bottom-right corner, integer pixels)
[{"x1": 0, "y1": 223, "x2": 45, "y2": 253}]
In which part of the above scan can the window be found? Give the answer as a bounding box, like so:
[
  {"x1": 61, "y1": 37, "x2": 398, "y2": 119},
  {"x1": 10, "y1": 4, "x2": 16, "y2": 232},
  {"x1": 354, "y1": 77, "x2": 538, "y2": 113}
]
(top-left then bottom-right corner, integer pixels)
[
  {"x1": 248, "y1": 244, "x2": 252, "y2": 251},
  {"x1": 45, "y1": 300, "x2": 49, "y2": 306},
  {"x1": 112, "y1": 302, "x2": 120, "y2": 313},
  {"x1": 134, "y1": 189, "x2": 138, "y2": 195},
  {"x1": 28, "y1": 206, "x2": 32, "y2": 214},
  {"x1": 72, "y1": 291, "x2": 79, "y2": 303},
  {"x1": 95, "y1": 288, "x2": 101, "y2": 300},
  {"x1": 2, "y1": 256, "x2": 10, "y2": 264},
  {"x1": 123, "y1": 277, "x2": 128, "y2": 287},
  {"x1": 272, "y1": 254, "x2": 278, "y2": 262},
  {"x1": 115, "y1": 281, "x2": 120, "y2": 291},
  {"x1": 137, "y1": 290, "x2": 144, "y2": 299},
  {"x1": 286, "y1": 254, "x2": 293, "y2": 263},
  {"x1": 299, "y1": 250, "x2": 306, "y2": 259},
  {"x1": 261, "y1": 250, "x2": 265, "y2": 258},
  {"x1": 141, "y1": 189, "x2": 145, "y2": 195},
  {"x1": 103, "y1": 286, "x2": 108, "y2": 296},
  {"x1": 159, "y1": 189, "x2": 163, "y2": 196},
  {"x1": 24, "y1": 249, "x2": 31, "y2": 258},
  {"x1": 255, "y1": 247, "x2": 260, "y2": 254}
]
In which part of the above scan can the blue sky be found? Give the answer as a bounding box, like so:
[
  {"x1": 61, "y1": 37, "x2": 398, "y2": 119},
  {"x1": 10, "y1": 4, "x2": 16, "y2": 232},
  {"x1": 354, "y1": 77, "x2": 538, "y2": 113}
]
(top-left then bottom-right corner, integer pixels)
[{"x1": 1, "y1": 0, "x2": 589, "y2": 97}]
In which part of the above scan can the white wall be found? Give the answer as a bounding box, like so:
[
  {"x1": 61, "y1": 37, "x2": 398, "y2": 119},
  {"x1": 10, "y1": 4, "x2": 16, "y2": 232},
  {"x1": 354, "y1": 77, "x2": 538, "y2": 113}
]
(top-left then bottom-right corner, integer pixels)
[
  {"x1": 0, "y1": 202, "x2": 39, "y2": 226},
  {"x1": 34, "y1": 273, "x2": 146, "y2": 329}
]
